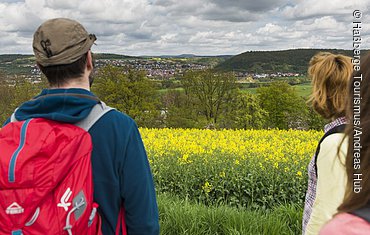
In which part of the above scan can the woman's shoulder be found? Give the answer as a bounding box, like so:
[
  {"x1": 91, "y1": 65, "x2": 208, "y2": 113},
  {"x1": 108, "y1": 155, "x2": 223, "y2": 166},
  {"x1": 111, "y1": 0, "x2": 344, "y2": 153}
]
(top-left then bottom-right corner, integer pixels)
[{"x1": 320, "y1": 213, "x2": 370, "y2": 235}]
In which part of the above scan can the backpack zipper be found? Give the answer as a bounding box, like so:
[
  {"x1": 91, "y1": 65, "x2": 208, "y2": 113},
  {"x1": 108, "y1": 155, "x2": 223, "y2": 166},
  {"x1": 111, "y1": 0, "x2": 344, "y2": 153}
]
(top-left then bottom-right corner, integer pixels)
[{"x1": 9, "y1": 119, "x2": 32, "y2": 183}]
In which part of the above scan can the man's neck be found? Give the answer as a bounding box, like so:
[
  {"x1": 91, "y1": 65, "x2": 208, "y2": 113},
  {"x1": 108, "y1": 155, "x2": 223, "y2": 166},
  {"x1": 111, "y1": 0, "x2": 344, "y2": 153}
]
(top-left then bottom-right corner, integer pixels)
[
  {"x1": 50, "y1": 76, "x2": 90, "y2": 91},
  {"x1": 50, "y1": 84, "x2": 90, "y2": 91}
]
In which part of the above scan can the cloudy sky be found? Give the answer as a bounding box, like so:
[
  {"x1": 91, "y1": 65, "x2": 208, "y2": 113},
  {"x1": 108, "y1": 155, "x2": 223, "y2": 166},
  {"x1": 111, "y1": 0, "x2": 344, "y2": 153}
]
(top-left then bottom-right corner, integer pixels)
[{"x1": 0, "y1": 0, "x2": 368, "y2": 56}]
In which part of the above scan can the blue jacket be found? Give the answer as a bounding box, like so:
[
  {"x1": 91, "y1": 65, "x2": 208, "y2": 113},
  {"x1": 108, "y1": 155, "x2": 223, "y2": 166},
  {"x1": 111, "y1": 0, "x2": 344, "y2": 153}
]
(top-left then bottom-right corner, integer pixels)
[{"x1": 4, "y1": 88, "x2": 159, "y2": 235}]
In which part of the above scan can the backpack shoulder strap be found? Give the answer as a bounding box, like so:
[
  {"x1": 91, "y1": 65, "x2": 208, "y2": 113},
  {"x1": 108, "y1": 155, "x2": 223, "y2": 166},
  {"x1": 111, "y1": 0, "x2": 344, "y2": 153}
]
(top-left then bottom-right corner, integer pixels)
[
  {"x1": 351, "y1": 204, "x2": 370, "y2": 223},
  {"x1": 10, "y1": 94, "x2": 101, "y2": 124},
  {"x1": 10, "y1": 110, "x2": 18, "y2": 123},
  {"x1": 75, "y1": 101, "x2": 115, "y2": 131},
  {"x1": 9, "y1": 102, "x2": 114, "y2": 131},
  {"x1": 314, "y1": 124, "x2": 347, "y2": 175}
]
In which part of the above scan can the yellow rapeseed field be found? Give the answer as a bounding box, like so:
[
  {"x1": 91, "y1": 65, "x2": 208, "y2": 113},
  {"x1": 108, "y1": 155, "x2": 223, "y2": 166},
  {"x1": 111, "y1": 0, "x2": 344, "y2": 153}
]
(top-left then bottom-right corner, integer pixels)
[
  {"x1": 141, "y1": 128, "x2": 321, "y2": 173},
  {"x1": 140, "y1": 128, "x2": 323, "y2": 208}
]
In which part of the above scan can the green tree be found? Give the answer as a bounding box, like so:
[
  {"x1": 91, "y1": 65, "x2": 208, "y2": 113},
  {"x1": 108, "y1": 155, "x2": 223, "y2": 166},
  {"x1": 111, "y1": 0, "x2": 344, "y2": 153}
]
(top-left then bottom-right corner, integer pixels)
[
  {"x1": 257, "y1": 81, "x2": 308, "y2": 129},
  {"x1": 0, "y1": 75, "x2": 45, "y2": 124},
  {"x1": 0, "y1": 81, "x2": 15, "y2": 124},
  {"x1": 221, "y1": 91, "x2": 267, "y2": 129},
  {"x1": 307, "y1": 105, "x2": 327, "y2": 130},
  {"x1": 182, "y1": 70, "x2": 237, "y2": 127},
  {"x1": 161, "y1": 90, "x2": 200, "y2": 128},
  {"x1": 92, "y1": 65, "x2": 161, "y2": 127}
]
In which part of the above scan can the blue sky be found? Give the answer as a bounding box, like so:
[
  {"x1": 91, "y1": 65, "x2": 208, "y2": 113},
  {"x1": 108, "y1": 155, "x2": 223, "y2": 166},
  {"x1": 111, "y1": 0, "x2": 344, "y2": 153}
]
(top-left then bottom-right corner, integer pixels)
[{"x1": 0, "y1": 0, "x2": 368, "y2": 56}]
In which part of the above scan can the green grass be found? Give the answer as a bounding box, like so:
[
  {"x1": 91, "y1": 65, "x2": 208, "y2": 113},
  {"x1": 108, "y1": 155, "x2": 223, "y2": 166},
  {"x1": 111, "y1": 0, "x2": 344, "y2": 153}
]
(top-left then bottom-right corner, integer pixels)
[
  {"x1": 292, "y1": 83, "x2": 312, "y2": 98},
  {"x1": 158, "y1": 193, "x2": 303, "y2": 235},
  {"x1": 240, "y1": 83, "x2": 312, "y2": 97},
  {"x1": 157, "y1": 87, "x2": 184, "y2": 93}
]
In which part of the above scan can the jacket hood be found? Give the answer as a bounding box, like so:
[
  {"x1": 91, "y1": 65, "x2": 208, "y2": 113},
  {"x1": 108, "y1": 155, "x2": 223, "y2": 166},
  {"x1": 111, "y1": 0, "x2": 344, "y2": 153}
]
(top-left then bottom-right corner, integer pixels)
[{"x1": 14, "y1": 88, "x2": 99, "y2": 123}]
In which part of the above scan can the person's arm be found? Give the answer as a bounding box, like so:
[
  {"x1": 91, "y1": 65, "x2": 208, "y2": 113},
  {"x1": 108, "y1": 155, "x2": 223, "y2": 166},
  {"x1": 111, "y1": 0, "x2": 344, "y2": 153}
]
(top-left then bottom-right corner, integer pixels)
[
  {"x1": 120, "y1": 121, "x2": 159, "y2": 235},
  {"x1": 305, "y1": 134, "x2": 348, "y2": 235}
]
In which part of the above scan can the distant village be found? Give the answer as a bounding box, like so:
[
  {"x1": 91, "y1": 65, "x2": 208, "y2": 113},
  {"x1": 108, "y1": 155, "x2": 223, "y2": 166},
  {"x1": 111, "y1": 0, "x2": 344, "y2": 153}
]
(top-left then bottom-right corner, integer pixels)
[
  {"x1": 95, "y1": 58, "x2": 209, "y2": 79},
  {"x1": 11, "y1": 58, "x2": 302, "y2": 83}
]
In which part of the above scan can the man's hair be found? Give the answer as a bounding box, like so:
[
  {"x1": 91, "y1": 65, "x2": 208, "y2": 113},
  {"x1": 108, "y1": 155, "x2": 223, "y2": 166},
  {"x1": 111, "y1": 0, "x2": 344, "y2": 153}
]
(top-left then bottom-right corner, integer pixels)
[
  {"x1": 38, "y1": 53, "x2": 88, "y2": 87},
  {"x1": 308, "y1": 52, "x2": 353, "y2": 120}
]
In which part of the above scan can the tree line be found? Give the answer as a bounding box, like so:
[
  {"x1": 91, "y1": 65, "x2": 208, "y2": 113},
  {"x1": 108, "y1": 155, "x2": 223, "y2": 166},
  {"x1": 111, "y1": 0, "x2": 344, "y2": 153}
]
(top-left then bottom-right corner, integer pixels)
[{"x1": 0, "y1": 65, "x2": 325, "y2": 130}]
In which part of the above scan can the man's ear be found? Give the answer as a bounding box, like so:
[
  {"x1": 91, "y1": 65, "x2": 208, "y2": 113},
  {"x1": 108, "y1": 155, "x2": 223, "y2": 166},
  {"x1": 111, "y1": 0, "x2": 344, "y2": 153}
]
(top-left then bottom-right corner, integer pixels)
[{"x1": 86, "y1": 50, "x2": 93, "y2": 71}]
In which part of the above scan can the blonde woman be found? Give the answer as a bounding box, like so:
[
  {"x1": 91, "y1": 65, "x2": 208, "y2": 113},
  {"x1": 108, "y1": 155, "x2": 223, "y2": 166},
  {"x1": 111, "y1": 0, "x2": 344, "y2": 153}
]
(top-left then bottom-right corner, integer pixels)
[
  {"x1": 320, "y1": 53, "x2": 370, "y2": 235},
  {"x1": 302, "y1": 52, "x2": 353, "y2": 235}
]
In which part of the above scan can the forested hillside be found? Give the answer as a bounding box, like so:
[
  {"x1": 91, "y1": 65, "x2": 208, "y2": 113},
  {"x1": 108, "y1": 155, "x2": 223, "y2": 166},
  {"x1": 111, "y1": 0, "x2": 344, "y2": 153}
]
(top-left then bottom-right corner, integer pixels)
[{"x1": 215, "y1": 49, "x2": 361, "y2": 74}]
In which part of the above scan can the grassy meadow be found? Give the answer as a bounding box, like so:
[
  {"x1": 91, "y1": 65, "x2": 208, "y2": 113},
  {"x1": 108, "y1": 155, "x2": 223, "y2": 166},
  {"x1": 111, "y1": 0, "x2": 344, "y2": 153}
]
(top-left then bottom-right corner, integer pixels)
[{"x1": 240, "y1": 83, "x2": 312, "y2": 97}]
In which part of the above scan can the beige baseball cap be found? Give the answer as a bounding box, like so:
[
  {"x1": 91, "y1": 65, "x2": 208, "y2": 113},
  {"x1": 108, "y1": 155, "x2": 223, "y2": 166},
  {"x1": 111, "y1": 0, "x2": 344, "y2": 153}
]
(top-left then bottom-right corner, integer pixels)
[{"x1": 33, "y1": 18, "x2": 96, "y2": 67}]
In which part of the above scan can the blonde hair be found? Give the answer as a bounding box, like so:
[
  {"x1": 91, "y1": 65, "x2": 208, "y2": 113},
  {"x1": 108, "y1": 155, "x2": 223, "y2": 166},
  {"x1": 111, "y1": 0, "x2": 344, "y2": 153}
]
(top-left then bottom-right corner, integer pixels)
[{"x1": 308, "y1": 52, "x2": 353, "y2": 120}]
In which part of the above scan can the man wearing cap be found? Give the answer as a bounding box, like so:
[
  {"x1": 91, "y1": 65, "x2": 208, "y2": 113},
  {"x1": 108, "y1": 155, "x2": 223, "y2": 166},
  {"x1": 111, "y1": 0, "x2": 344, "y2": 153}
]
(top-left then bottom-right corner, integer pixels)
[{"x1": 4, "y1": 18, "x2": 159, "y2": 235}]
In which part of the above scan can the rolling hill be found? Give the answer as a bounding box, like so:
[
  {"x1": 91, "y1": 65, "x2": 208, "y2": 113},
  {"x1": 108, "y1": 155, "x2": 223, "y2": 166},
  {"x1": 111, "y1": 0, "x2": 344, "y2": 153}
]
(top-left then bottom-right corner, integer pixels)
[{"x1": 215, "y1": 49, "x2": 363, "y2": 74}]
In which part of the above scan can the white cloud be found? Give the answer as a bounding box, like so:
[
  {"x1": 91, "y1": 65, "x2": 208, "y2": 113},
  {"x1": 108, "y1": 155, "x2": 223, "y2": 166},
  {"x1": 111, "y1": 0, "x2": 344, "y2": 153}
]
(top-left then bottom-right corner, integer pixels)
[
  {"x1": 0, "y1": 2, "x2": 41, "y2": 32},
  {"x1": 25, "y1": 0, "x2": 45, "y2": 12},
  {"x1": 281, "y1": 0, "x2": 369, "y2": 20},
  {"x1": 0, "y1": 0, "x2": 367, "y2": 55},
  {"x1": 292, "y1": 16, "x2": 347, "y2": 33},
  {"x1": 257, "y1": 23, "x2": 284, "y2": 35}
]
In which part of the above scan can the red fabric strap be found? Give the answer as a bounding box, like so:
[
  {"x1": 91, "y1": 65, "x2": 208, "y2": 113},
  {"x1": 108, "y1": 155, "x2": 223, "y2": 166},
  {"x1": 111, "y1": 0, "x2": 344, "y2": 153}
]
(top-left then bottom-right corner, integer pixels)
[{"x1": 115, "y1": 207, "x2": 127, "y2": 235}]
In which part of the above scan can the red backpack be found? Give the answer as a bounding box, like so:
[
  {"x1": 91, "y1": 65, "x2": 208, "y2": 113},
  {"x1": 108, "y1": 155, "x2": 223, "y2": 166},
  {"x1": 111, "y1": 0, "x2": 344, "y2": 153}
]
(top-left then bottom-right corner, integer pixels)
[{"x1": 0, "y1": 101, "x2": 114, "y2": 235}]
